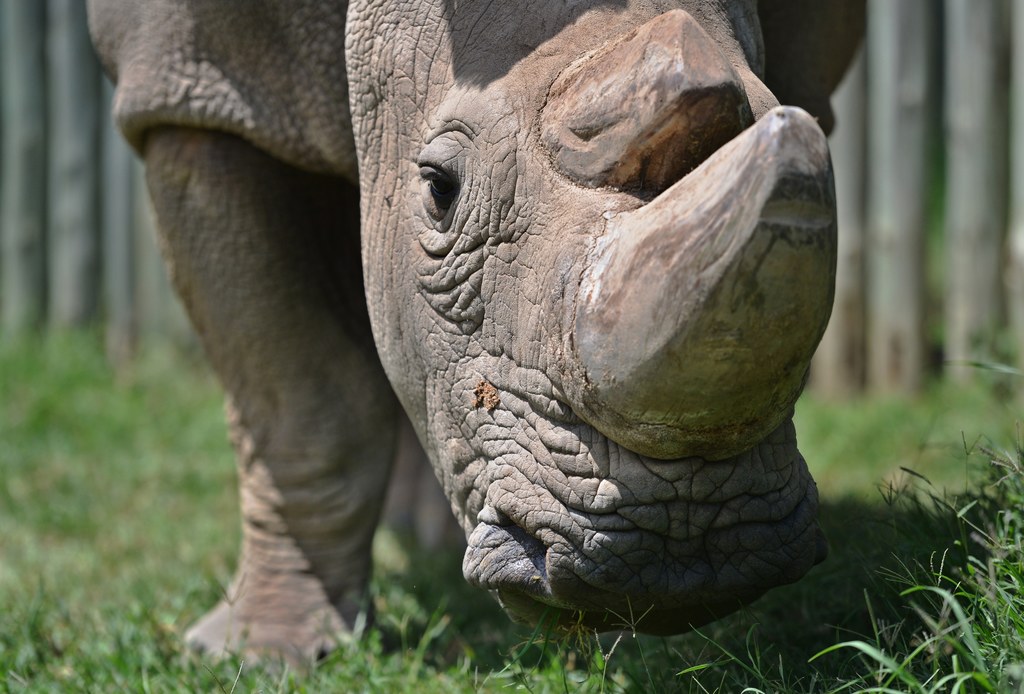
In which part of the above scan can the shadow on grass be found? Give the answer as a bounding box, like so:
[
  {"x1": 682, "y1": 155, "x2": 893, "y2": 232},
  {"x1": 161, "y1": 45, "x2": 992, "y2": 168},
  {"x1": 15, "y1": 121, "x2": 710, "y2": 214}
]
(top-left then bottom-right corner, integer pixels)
[{"x1": 356, "y1": 472, "x2": 991, "y2": 692}]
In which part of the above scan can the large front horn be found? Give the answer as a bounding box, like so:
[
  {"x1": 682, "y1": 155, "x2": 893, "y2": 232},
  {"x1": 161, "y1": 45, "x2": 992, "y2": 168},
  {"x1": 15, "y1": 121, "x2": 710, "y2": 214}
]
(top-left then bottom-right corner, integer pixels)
[{"x1": 564, "y1": 107, "x2": 837, "y2": 461}]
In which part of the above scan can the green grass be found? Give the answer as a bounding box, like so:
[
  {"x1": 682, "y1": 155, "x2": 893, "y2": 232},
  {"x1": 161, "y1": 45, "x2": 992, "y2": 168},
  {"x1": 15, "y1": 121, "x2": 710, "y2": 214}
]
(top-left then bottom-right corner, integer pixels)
[{"x1": 1, "y1": 334, "x2": 1021, "y2": 692}]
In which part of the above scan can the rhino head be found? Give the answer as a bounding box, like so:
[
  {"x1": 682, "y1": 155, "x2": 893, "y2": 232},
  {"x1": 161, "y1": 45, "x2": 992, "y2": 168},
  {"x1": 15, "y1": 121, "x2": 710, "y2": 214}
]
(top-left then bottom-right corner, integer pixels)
[{"x1": 347, "y1": 0, "x2": 836, "y2": 634}]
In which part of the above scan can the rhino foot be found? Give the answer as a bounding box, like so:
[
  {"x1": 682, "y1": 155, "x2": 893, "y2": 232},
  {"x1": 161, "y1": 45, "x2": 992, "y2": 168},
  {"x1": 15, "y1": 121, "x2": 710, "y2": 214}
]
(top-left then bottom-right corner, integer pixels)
[{"x1": 185, "y1": 573, "x2": 368, "y2": 665}]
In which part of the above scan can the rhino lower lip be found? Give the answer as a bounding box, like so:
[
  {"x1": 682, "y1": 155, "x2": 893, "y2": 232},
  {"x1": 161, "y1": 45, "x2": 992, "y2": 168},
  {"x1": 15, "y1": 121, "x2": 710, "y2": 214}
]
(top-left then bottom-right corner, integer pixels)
[
  {"x1": 463, "y1": 523, "x2": 557, "y2": 603},
  {"x1": 461, "y1": 430, "x2": 823, "y2": 634},
  {"x1": 463, "y1": 515, "x2": 764, "y2": 633}
]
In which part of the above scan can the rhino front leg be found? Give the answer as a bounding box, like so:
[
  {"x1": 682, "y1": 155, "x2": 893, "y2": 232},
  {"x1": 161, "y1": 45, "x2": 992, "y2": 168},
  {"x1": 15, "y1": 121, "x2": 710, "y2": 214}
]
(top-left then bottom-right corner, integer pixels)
[{"x1": 142, "y1": 128, "x2": 397, "y2": 662}]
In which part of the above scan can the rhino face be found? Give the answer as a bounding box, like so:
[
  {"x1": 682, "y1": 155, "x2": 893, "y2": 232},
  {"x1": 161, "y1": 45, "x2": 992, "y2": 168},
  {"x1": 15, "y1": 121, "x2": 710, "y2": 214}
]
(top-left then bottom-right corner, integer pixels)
[{"x1": 347, "y1": 0, "x2": 835, "y2": 633}]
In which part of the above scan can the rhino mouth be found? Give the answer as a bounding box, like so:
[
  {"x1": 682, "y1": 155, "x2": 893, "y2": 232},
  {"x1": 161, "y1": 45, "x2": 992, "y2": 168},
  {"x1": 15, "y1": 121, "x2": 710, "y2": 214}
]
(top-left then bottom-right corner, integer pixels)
[{"x1": 461, "y1": 417, "x2": 826, "y2": 635}]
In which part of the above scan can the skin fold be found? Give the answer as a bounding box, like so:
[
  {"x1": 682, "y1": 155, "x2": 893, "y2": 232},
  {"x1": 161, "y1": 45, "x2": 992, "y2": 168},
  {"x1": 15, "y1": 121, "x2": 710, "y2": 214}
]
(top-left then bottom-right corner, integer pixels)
[{"x1": 88, "y1": 0, "x2": 863, "y2": 662}]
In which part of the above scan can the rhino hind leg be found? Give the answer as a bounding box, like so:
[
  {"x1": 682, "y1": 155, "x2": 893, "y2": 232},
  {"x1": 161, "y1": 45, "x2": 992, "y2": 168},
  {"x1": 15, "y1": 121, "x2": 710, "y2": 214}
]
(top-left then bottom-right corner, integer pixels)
[
  {"x1": 382, "y1": 413, "x2": 464, "y2": 549},
  {"x1": 142, "y1": 128, "x2": 398, "y2": 663}
]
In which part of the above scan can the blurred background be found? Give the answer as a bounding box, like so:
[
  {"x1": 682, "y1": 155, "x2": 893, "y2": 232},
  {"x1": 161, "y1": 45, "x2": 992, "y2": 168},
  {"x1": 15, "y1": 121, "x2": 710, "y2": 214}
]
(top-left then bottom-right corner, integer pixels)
[
  {"x1": 814, "y1": 0, "x2": 1024, "y2": 399},
  {"x1": 0, "y1": 1, "x2": 1022, "y2": 397},
  {"x1": 0, "y1": 2, "x2": 1022, "y2": 689},
  {"x1": 0, "y1": 1, "x2": 191, "y2": 363}
]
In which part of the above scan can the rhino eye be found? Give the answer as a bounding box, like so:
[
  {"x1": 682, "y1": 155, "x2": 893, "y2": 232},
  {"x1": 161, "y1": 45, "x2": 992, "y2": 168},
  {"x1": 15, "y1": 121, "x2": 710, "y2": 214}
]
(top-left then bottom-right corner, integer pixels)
[{"x1": 419, "y1": 166, "x2": 459, "y2": 221}]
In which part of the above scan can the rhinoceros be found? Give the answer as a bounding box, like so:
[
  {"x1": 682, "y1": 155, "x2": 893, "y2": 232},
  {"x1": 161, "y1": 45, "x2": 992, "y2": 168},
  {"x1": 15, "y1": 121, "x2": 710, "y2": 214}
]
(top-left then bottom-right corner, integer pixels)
[{"x1": 88, "y1": 0, "x2": 864, "y2": 661}]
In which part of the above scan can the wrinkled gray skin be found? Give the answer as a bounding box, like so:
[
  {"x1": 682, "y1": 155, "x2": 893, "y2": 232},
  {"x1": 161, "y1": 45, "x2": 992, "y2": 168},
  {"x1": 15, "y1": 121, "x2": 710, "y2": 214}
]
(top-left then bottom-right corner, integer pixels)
[{"x1": 88, "y1": 0, "x2": 863, "y2": 662}]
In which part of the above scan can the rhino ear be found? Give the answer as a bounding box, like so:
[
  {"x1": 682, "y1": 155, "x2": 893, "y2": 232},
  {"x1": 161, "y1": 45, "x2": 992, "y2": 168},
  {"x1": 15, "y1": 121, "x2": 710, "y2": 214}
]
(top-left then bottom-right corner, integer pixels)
[{"x1": 757, "y1": 0, "x2": 866, "y2": 134}]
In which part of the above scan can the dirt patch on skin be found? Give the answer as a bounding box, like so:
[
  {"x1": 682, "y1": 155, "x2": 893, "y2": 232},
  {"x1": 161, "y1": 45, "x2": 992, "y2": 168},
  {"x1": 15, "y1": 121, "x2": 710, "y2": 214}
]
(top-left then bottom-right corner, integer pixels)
[{"x1": 472, "y1": 380, "x2": 500, "y2": 411}]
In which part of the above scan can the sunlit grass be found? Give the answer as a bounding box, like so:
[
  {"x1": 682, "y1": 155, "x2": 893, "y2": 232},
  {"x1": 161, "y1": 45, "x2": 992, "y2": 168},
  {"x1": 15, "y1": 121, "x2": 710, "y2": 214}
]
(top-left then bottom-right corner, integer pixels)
[
  {"x1": 1, "y1": 333, "x2": 1021, "y2": 691},
  {"x1": 807, "y1": 432, "x2": 1024, "y2": 692},
  {"x1": 796, "y1": 378, "x2": 1020, "y2": 496}
]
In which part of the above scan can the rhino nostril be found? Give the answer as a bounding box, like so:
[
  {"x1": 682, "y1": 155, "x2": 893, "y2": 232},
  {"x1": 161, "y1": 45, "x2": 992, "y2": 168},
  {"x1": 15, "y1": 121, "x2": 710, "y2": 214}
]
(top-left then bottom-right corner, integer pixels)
[
  {"x1": 568, "y1": 124, "x2": 603, "y2": 143},
  {"x1": 477, "y1": 504, "x2": 512, "y2": 526}
]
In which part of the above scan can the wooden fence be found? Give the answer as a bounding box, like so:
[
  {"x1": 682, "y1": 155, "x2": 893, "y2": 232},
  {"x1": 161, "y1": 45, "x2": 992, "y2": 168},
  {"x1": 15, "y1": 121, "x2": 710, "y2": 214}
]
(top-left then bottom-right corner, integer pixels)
[
  {"x1": 815, "y1": 0, "x2": 1024, "y2": 396},
  {"x1": 0, "y1": 0, "x2": 189, "y2": 363},
  {"x1": 0, "y1": 2, "x2": 1022, "y2": 393}
]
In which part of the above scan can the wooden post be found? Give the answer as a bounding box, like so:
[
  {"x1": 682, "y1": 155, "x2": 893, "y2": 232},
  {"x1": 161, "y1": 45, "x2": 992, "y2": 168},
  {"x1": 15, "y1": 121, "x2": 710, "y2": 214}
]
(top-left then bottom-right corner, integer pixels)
[
  {"x1": 865, "y1": 0, "x2": 933, "y2": 393},
  {"x1": 101, "y1": 77, "x2": 137, "y2": 363},
  {"x1": 1010, "y1": 0, "x2": 1024, "y2": 377},
  {"x1": 1, "y1": 3, "x2": 47, "y2": 335},
  {"x1": 812, "y1": 48, "x2": 867, "y2": 398},
  {"x1": 47, "y1": 0, "x2": 101, "y2": 329},
  {"x1": 944, "y1": 0, "x2": 1009, "y2": 381}
]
